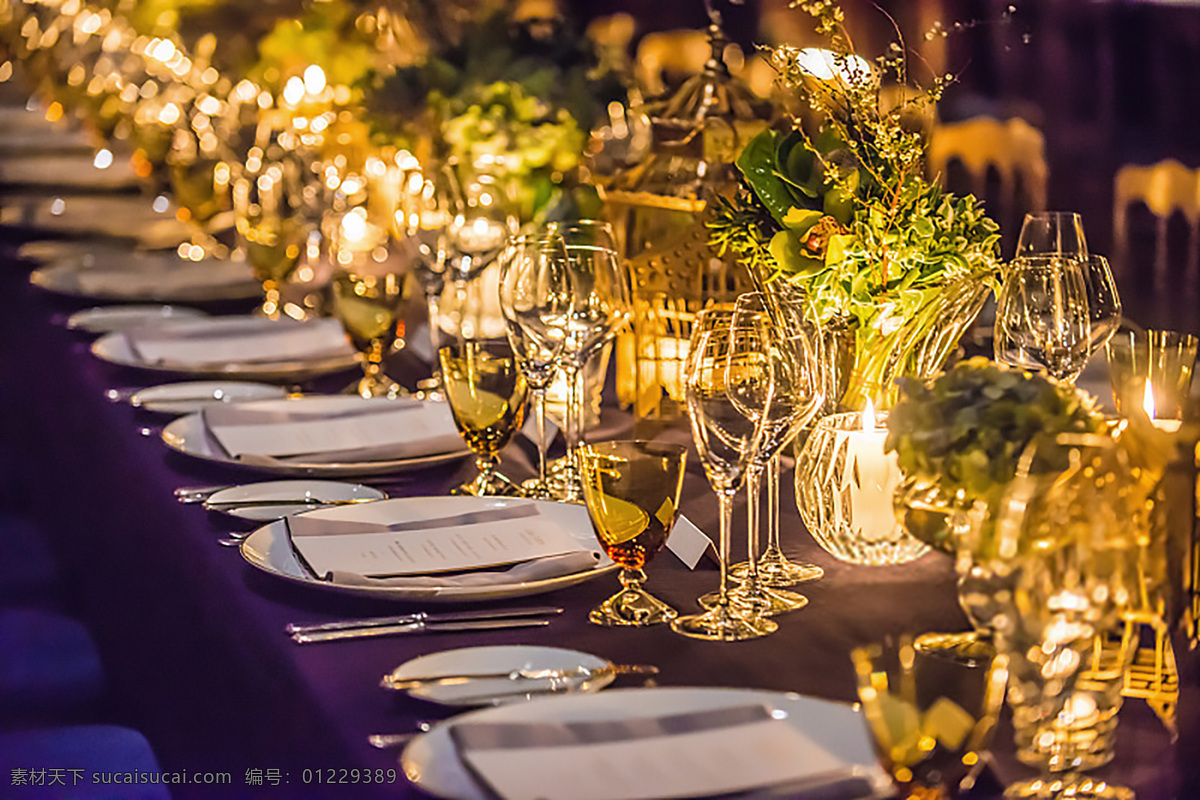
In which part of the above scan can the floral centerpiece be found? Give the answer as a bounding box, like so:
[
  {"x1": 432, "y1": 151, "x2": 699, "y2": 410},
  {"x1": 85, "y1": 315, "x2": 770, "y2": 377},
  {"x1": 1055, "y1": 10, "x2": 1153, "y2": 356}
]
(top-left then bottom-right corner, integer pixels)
[
  {"x1": 366, "y1": 4, "x2": 625, "y2": 224},
  {"x1": 885, "y1": 357, "x2": 1105, "y2": 555},
  {"x1": 709, "y1": 1, "x2": 1002, "y2": 409}
]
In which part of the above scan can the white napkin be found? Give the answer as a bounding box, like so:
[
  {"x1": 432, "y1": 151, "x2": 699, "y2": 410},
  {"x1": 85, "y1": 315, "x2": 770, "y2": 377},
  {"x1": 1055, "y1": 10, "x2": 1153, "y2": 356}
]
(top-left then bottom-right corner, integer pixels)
[
  {"x1": 125, "y1": 317, "x2": 353, "y2": 367},
  {"x1": 285, "y1": 499, "x2": 602, "y2": 587},
  {"x1": 0, "y1": 153, "x2": 138, "y2": 188},
  {"x1": 449, "y1": 704, "x2": 875, "y2": 800},
  {"x1": 73, "y1": 259, "x2": 257, "y2": 298},
  {"x1": 203, "y1": 396, "x2": 464, "y2": 464}
]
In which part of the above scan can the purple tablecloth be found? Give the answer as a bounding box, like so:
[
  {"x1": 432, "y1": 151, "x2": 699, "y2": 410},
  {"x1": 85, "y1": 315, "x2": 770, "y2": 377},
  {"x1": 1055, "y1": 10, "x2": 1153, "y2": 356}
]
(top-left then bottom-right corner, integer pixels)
[{"x1": 0, "y1": 236, "x2": 1184, "y2": 799}]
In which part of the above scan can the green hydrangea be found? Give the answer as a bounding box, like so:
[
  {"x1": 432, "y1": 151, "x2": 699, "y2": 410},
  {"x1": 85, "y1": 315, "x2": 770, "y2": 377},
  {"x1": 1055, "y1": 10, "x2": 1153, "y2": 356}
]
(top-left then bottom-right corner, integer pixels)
[{"x1": 885, "y1": 358, "x2": 1105, "y2": 501}]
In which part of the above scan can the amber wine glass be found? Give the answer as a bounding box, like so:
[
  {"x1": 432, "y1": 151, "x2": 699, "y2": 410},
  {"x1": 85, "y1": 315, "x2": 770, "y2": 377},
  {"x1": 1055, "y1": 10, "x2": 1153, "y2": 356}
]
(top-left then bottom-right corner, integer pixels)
[
  {"x1": 853, "y1": 636, "x2": 1009, "y2": 800},
  {"x1": 331, "y1": 267, "x2": 410, "y2": 399},
  {"x1": 232, "y1": 149, "x2": 312, "y2": 320},
  {"x1": 438, "y1": 341, "x2": 529, "y2": 497},
  {"x1": 580, "y1": 440, "x2": 687, "y2": 627}
]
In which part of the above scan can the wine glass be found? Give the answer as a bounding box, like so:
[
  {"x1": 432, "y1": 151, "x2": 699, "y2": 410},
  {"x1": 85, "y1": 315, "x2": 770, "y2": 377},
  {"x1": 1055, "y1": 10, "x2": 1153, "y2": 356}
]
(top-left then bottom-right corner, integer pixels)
[
  {"x1": 852, "y1": 635, "x2": 1009, "y2": 799},
  {"x1": 994, "y1": 257, "x2": 1092, "y2": 383},
  {"x1": 438, "y1": 340, "x2": 529, "y2": 497},
  {"x1": 499, "y1": 233, "x2": 566, "y2": 499},
  {"x1": 672, "y1": 308, "x2": 777, "y2": 641},
  {"x1": 1015, "y1": 212, "x2": 1089, "y2": 261},
  {"x1": 729, "y1": 290, "x2": 827, "y2": 589},
  {"x1": 231, "y1": 121, "x2": 314, "y2": 320},
  {"x1": 1016, "y1": 213, "x2": 1121, "y2": 354},
  {"x1": 521, "y1": 220, "x2": 632, "y2": 502},
  {"x1": 394, "y1": 169, "x2": 452, "y2": 397},
  {"x1": 992, "y1": 433, "x2": 1142, "y2": 800},
  {"x1": 579, "y1": 440, "x2": 687, "y2": 626}
]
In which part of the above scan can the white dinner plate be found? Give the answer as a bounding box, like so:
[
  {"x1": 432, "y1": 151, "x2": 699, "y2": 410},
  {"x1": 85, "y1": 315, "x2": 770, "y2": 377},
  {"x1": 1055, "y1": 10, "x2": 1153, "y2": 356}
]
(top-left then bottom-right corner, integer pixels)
[
  {"x1": 0, "y1": 151, "x2": 140, "y2": 190},
  {"x1": 401, "y1": 687, "x2": 891, "y2": 800},
  {"x1": 238, "y1": 496, "x2": 614, "y2": 602},
  {"x1": 127, "y1": 380, "x2": 289, "y2": 415},
  {"x1": 91, "y1": 318, "x2": 359, "y2": 381},
  {"x1": 67, "y1": 305, "x2": 208, "y2": 334},
  {"x1": 160, "y1": 406, "x2": 469, "y2": 478},
  {"x1": 2, "y1": 195, "x2": 190, "y2": 247},
  {"x1": 385, "y1": 645, "x2": 614, "y2": 707},
  {"x1": 32, "y1": 250, "x2": 261, "y2": 303},
  {"x1": 204, "y1": 479, "x2": 386, "y2": 521}
]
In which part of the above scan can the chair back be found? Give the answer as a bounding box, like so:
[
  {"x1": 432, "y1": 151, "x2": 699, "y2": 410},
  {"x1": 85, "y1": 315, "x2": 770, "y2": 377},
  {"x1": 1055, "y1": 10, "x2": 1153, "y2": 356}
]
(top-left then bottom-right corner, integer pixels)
[
  {"x1": 1113, "y1": 159, "x2": 1200, "y2": 293},
  {"x1": 928, "y1": 116, "x2": 1048, "y2": 238},
  {"x1": 634, "y1": 29, "x2": 712, "y2": 98}
]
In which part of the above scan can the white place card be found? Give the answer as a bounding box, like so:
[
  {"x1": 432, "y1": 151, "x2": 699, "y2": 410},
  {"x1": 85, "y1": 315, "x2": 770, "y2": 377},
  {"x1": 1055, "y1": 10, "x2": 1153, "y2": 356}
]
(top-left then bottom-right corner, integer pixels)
[
  {"x1": 207, "y1": 401, "x2": 460, "y2": 459},
  {"x1": 288, "y1": 507, "x2": 589, "y2": 578},
  {"x1": 452, "y1": 705, "x2": 853, "y2": 800},
  {"x1": 127, "y1": 318, "x2": 351, "y2": 366},
  {"x1": 667, "y1": 515, "x2": 716, "y2": 570}
]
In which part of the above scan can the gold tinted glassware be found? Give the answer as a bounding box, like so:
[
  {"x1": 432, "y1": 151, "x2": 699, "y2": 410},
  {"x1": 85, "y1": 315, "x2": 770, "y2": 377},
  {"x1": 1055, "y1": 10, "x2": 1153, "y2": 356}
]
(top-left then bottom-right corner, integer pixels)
[
  {"x1": 852, "y1": 636, "x2": 1008, "y2": 799},
  {"x1": 580, "y1": 440, "x2": 686, "y2": 627},
  {"x1": 331, "y1": 268, "x2": 409, "y2": 399},
  {"x1": 1106, "y1": 329, "x2": 1198, "y2": 426},
  {"x1": 438, "y1": 341, "x2": 529, "y2": 497}
]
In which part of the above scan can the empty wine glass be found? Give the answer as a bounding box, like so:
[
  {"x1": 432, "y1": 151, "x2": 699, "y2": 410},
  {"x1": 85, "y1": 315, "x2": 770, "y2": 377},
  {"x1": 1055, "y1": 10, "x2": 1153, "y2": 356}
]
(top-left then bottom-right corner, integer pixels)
[
  {"x1": 499, "y1": 233, "x2": 566, "y2": 499},
  {"x1": 1015, "y1": 212, "x2": 1089, "y2": 261},
  {"x1": 702, "y1": 291, "x2": 823, "y2": 618},
  {"x1": 522, "y1": 220, "x2": 631, "y2": 501},
  {"x1": 729, "y1": 289, "x2": 827, "y2": 589},
  {"x1": 580, "y1": 440, "x2": 687, "y2": 626},
  {"x1": 1078, "y1": 254, "x2": 1122, "y2": 353},
  {"x1": 672, "y1": 308, "x2": 776, "y2": 641},
  {"x1": 994, "y1": 257, "x2": 1092, "y2": 383},
  {"x1": 438, "y1": 340, "x2": 529, "y2": 497}
]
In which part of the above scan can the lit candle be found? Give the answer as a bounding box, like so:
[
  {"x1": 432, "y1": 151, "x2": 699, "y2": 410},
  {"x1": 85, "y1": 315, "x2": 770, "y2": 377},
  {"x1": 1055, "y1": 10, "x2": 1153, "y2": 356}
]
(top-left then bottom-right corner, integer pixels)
[
  {"x1": 841, "y1": 399, "x2": 903, "y2": 542},
  {"x1": 1143, "y1": 380, "x2": 1182, "y2": 432}
]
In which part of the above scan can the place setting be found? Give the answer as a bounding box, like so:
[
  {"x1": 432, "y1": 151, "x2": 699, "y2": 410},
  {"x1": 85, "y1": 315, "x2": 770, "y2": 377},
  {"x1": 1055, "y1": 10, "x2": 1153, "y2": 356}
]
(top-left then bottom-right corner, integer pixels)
[{"x1": 31, "y1": 247, "x2": 261, "y2": 304}]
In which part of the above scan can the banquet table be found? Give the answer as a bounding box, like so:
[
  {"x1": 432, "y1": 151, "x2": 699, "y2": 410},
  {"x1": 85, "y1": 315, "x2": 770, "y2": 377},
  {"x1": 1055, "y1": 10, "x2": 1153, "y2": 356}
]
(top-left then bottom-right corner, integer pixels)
[{"x1": 0, "y1": 231, "x2": 1189, "y2": 800}]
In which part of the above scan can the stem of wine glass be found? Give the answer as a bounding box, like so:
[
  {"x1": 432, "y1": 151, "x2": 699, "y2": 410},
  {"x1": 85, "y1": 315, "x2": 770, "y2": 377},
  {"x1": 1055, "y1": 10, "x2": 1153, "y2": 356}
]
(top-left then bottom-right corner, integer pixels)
[
  {"x1": 425, "y1": 291, "x2": 443, "y2": 384},
  {"x1": 715, "y1": 490, "x2": 734, "y2": 609},
  {"x1": 534, "y1": 386, "x2": 549, "y2": 488},
  {"x1": 561, "y1": 362, "x2": 583, "y2": 495},
  {"x1": 619, "y1": 567, "x2": 647, "y2": 593},
  {"x1": 745, "y1": 464, "x2": 763, "y2": 586},
  {"x1": 764, "y1": 454, "x2": 784, "y2": 559}
]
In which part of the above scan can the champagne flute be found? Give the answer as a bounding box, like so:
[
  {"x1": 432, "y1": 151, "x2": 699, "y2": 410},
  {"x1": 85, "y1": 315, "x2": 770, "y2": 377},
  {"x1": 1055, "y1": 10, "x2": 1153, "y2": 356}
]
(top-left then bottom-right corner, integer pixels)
[
  {"x1": 729, "y1": 290, "x2": 827, "y2": 589},
  {"x1": 438, "y1": 340, "x2": 529, "y2": 497},
  {"x1": 672, "y1": 308, "x2": 777, "y2": 641},
  {"x1": 852, "y1": 636, "x2": 1009, "y2": 799},
  {"x1": 580, "y1": 440, "x2": 687, "y2": 626},
  {"x1": 499, "y1": 233, "x2": 565, "y2": 499},
  {"x1": 994, "y1": 257, "x2": 1092, "y2": 383}
]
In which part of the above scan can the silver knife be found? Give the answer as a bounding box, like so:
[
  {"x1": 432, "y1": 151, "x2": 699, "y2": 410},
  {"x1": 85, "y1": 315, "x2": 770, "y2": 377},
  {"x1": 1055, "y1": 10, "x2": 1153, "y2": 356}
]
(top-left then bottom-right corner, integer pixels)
[
  {"x1": 285, "y1": 605, "x2": 563, "y2": 636},
  {"x1": 290, "y1": 617, "x2": 551, "y2": 644}
]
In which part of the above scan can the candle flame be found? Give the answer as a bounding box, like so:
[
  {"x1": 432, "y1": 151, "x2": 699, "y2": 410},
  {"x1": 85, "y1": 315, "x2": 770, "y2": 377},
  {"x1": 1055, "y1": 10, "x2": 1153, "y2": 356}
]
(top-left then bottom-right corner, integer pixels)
[
  {"x1": 862, "y1": 397, "x2": 877, "y2": 431},
  {"x1": 1142, "y1": 381, "x2": 1156, "y2": 421}
]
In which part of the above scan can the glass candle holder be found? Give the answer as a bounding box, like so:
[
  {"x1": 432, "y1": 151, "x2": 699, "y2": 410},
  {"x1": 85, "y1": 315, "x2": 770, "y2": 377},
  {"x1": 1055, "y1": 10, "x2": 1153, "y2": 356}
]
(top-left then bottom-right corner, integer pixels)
[
  {"x1": 795, "y1": 408, "x2": 929, "y2": 566},
  {"x1": 1106, "y1": 329, "x2": 1198, "y2": 430}
]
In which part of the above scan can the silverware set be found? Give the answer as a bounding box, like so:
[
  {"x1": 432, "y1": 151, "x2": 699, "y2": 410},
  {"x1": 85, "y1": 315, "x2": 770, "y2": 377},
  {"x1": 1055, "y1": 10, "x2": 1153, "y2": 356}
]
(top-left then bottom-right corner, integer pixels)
[{"x1": 287, "y1": 606, "x2": 563, "y2": 644}]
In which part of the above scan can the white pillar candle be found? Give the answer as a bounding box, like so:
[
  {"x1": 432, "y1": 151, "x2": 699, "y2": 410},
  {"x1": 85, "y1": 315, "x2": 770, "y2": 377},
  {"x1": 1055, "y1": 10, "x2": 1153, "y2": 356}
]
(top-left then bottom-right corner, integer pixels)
[
  {"x1": 1143, "y1": 380, "x2": 1183, "y2": 433},
  {"x1": 837, "y1": 400, "x2": 903, "y2": 542}
]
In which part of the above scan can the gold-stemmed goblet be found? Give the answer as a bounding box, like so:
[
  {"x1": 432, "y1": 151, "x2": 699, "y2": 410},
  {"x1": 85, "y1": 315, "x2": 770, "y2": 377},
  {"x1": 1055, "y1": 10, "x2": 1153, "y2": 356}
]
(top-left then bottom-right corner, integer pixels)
[
  {"x1": 330, "y1": 266, "x2": 410, "y2": 400},
  {"x1": 672, "y1": 308, "x2": 776, "y2": 641},
  {"x1": 580, "y1": 440, "x2": 686, "y2": 626},
  {"x1": 852, "y1": 635, "x2": 1009, "y2": 799},
  {"x1": 438, "y1": 340, "x2": 529, "y2": 497}
]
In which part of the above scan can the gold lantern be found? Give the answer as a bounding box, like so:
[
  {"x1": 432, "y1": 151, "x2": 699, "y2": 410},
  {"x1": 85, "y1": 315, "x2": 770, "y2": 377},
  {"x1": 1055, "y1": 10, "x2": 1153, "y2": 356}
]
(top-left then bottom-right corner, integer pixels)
[{"x1": 602, "y1": 15, "x2": 773, "y2": 424}]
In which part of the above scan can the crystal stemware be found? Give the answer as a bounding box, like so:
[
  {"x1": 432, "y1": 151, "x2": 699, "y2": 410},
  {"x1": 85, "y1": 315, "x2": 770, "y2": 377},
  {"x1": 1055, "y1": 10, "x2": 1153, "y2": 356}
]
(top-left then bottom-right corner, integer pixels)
[
  {"x1": 580, "y1": 440, "x2": 687, "y2": 626},
  {"x1": 499, "y1": 233, "x2": 566, "y2": 499},
  {"x1": 853, "y1": 635, "x2": 1009, "y2": 799},
  {"x1": 672, "y1": 308, "x2": 776, "y2": 641},
  {"x1": 523, "y1": 220, "x2": 631, "y2": 502},
  {"x1": 728, "y1": 290, "x2": 826, "y2": 589},
  {"x1": 1015, "y1": 211, "x2": 1089, "y2": 261},
  {"x1": 330, "y1": 265, "x2": 410, "y2": 399},
  {"x1": 438, "y1": 340, "x2": 529, "y2": 497},
  {"x1": 394, "y1": 169, "x2": 452, "y2": 397},
  {"x1": 994, "y1": 256, "x2": 1092, "y2": 383}
]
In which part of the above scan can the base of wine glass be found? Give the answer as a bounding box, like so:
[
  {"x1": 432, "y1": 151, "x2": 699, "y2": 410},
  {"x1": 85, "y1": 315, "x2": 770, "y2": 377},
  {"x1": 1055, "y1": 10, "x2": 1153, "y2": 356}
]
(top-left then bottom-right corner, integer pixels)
[
  {"x1": 589, "y1": 586, "x2": 677, "y2": 627},
  {"x1": 415, "y1": 376, "x2": 444, "y2": 402},
  {"x1": 542, "y1": 456, "x2": 584, "y2": 504},
  {"x1": 1004, "y1": 776, "x2": 1133, "y2": 800},
  {"x1": 345, "y1": 373, "x2": 408, "y2": 399},
  {"x1": 519, "y1": 477, "x2": 556, "y2": 500},
  {"x1": 699, "y1": 584, "x2": 808, "y2": 617},
  {"x1": 729, "y1": 554, "x2": 824, "y2": 586},
  {"x1": 670, "y1": 602, "x2": 777, "y2": 641},
  {"x1": 451, "y1": 469, "x2": 524, "y2": 498},
  {"x1": 913, "y1": 630, "x2": 993, "y2": 661}
]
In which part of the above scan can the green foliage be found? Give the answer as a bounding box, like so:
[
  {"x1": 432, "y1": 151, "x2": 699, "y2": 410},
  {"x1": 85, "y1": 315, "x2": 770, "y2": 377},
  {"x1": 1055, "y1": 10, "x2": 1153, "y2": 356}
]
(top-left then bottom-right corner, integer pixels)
[{"x1": 885, "y1": 358, "x2": 1105, "y2": 501}]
